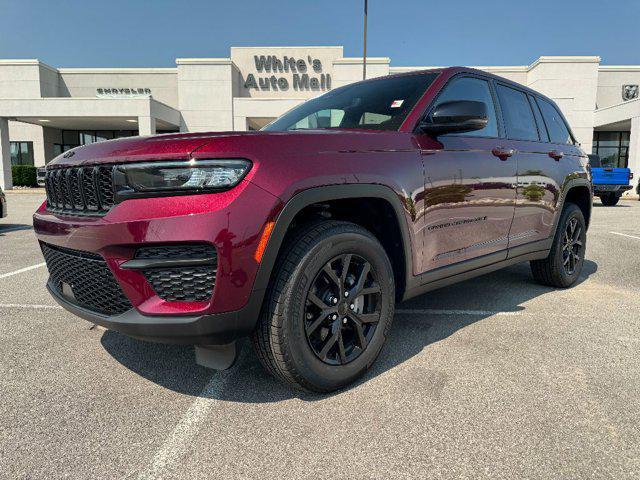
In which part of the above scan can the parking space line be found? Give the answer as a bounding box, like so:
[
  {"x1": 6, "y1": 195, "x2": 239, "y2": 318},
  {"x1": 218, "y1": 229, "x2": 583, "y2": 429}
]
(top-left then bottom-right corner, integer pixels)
[
  {"x1": 610, "y1": 231, "x2": 640, "y2": 241},
  {"x1": 138, "y1": 368, "x2": 236, "y2": 480},
  {"x1": 397, "y1": 309, "x2": 524, "y2": 316},
  {"x1": 396, "y1": 309, "x2": 581, "y2": 318},
  {"x1": 0, "y1": 262, "x2": 46, "y2": 279},
  {"x1": 0, "y1": 303, "x2": 61, "y2": 310}
]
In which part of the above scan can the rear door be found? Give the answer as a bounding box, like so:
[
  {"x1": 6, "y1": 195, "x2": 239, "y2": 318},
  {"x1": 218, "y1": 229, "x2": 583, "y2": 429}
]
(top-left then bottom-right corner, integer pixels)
[
  {"x1": 414, "y1": 75, "x2": 517, "y2": 273},
  {"x1": 533, "y1": 96, "x2": 584, "y2": 238},
  {"x1": 494, "y1": 83, "x2": 562, "y2": 249}
]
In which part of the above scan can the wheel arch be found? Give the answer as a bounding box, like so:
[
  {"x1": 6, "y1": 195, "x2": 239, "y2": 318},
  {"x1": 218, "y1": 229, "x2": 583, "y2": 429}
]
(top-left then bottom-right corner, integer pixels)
[
  {"x1": 560, "y1": 180, "x2": 593, "y2": 229},
  {"x1": 252, "y1": 184, "x2": 415, "y2": 301}
]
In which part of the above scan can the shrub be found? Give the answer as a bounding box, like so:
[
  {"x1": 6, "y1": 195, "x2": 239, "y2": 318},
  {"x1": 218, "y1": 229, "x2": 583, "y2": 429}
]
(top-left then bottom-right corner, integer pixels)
[{"x1": 12, "y1": 165, "x2": 38, "y2": 187}]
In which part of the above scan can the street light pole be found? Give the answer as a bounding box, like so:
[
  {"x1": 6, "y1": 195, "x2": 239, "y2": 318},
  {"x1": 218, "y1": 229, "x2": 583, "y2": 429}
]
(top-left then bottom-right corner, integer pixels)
[{"x1": 363, "y1": 0, "x2": 368, "y2": 80}]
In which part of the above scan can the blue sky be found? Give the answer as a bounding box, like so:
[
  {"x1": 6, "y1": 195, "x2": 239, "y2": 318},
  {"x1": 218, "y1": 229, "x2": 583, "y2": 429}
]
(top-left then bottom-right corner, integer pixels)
[{"x1": 1, "y1": 0, "x2": 639, "y2": 68}]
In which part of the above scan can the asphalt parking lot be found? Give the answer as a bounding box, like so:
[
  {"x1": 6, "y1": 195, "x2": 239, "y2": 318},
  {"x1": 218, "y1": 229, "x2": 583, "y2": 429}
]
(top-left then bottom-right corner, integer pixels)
[{"x1": 1, "y1": 192, "x2": 639, "y2": 479}]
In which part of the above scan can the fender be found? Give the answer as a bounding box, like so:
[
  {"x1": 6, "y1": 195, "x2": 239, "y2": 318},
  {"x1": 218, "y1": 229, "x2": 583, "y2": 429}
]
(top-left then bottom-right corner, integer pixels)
[
  {"x1": 555, "y1": 177, "x2": 593, "y2": 230},
  {"x1": 251, "y1": 183, "x2": 415, "y2": 297}
]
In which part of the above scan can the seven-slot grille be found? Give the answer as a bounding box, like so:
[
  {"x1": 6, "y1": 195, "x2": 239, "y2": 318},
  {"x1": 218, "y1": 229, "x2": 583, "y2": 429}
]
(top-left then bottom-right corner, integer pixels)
[
  {"x1": 41, "y1": 243, "x2": 133, "y2": 316},
  {"x1": 45, "y1": 166, "x2": 116, "y2": 215}
]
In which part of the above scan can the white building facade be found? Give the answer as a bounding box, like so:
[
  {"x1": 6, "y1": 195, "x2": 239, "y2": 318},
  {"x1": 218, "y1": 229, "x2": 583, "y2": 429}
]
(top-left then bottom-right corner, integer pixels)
[{"x1": 1, "y1": 46, "x2": 639, "y2": 193}]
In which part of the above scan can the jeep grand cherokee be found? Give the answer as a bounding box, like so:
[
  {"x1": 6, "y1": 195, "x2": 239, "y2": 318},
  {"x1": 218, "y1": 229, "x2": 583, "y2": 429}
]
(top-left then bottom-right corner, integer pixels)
[{"x1": 34, "y1": 68, "x2": 592, "y2": 392}]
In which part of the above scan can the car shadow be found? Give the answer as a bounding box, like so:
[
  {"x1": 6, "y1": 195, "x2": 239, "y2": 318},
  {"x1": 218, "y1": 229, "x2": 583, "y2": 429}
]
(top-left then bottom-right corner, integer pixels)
[
  {"x1": 100, "y1": 259, "x2": 598, "y2": 402},
  {"x1": 0, "y1": 223, "x2": 33, "y2": 235},
  {"x1": 592, "y1": 203, "x2": 631, "y2": 208}
]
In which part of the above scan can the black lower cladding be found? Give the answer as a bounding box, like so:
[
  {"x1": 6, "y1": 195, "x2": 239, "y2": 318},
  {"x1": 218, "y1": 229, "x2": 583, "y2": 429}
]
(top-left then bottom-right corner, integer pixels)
[
  {"x1": 136, "y1": 245, "x2": 217, "y2": 302},
  {"x1": 41, "y1": 243, "x2": 133, "y2": 315}
]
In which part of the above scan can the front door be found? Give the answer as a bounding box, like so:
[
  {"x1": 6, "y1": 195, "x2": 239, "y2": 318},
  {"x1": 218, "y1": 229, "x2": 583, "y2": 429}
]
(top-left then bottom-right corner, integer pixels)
[{"x1": 414, "y1": 75, "x2": 517, "y2": 273}]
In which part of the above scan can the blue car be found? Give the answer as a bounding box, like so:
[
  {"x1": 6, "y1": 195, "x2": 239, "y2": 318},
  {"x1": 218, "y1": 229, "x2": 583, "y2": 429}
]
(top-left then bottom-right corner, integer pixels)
[{"x1": 588, "y1": 154, "x2": 634, "y2": 206}]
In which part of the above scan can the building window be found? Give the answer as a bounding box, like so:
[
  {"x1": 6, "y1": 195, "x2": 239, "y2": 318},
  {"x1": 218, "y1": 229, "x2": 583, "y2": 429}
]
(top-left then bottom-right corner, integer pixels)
[
  {"x1": 10, "y1": 142, "x2": 35, "y2": 166},
  {"x1": 592, "y1": 132, "x2": 630, "y2": 168},
  {"x1": 54, "y1": 130, "x2": 141, "y2": 156}
]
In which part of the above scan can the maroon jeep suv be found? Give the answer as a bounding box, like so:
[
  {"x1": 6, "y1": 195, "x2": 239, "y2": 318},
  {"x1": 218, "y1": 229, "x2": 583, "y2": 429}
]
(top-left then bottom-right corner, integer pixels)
[{"x1": 34, "y1": 67, "x2": 592, "y2": 392}]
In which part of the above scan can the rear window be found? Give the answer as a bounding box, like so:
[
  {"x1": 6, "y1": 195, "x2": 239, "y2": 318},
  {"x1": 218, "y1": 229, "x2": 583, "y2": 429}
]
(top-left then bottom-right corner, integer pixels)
[
  {"x1": 263, "y1": 73, "x2": 438, "y2": 132},
  {"x1": 496, "y1": 84, "x2": 539, "y2": 141},
  {"x1": 537, "y1": 98, "x2": 573, "y2": 145}
]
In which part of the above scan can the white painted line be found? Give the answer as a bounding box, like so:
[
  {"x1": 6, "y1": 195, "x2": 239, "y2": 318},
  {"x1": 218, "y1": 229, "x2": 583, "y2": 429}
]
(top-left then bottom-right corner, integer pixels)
[
  {"x1": 0, "y1": 262, "x2": 46, "y2": 279},
  {"x1": 396, "y1": 308, "x2": 523, "y2": 316},
  {"x1": 0, "y1": 303, "x2": 61, "y2": 310},
  {"x1": 396, "y1": 309, "x2": 581, "y2": 318},
  {"x1": 610, "y1": 231, "x2": 640, "y2": 241},
  {"x1": 138, "y1": 369, "x2": 235, "y2": 479}
]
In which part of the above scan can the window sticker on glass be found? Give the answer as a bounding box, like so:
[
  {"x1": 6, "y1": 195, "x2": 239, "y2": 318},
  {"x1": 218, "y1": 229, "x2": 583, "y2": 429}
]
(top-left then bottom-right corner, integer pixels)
[{"x1": 390, "y1": 99, "x2": 404, "y2": 108}]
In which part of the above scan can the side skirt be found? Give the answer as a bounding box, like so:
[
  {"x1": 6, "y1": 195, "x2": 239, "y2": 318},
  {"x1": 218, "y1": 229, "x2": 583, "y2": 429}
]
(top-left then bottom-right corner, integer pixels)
[{"x1": 402, "y1": 238, "x2": 552, "y2": 301}]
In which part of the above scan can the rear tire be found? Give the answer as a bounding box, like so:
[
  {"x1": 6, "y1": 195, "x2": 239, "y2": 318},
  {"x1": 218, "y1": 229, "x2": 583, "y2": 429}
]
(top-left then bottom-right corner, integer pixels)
[
  {"x1": 601, "y1": 193, "x2": 619, "y2": 206},
  {"x1": 251, "y1": 221, "x2": 395, "y2": 392},
  {"x1": 530, "y1": 203, "x2": 586, "y2": 288}
]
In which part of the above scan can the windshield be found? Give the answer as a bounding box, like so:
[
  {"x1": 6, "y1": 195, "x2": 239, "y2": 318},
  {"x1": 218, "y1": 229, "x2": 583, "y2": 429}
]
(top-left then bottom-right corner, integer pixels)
[{"x1": 263, "y1": 73, "x2": 438, "y2": 132}]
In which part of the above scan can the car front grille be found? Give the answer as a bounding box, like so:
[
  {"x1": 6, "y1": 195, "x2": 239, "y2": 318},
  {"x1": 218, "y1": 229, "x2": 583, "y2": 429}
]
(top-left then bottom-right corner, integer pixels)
[
  {"x1": 136, "y1": 245, "x2": 217, "y2": 302},
  {"x1": 41, "y1": 243, "x2": 133, "y2": 315},
  {"x1": 45, "y1": 166, "x2": 116, "y2": 215}
]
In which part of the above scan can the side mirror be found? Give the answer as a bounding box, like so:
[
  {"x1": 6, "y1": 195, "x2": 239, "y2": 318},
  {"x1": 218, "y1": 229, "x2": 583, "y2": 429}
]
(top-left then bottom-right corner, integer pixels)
[{"x1": 419, "y1": 100, "x2": 488, "y2": 135}]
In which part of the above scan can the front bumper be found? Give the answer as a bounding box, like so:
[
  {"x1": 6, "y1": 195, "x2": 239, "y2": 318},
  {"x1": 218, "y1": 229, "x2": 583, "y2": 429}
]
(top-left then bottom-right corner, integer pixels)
[
  {"x1": 47, "y1": 281, "x2": 264, "y2": 344},
  {"x1": 34, "y1": 179, "x2": 280, "y2": 344}
]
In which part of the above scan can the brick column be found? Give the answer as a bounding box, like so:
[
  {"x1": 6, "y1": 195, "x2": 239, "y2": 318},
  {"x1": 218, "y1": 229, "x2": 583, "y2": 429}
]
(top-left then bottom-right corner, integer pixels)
[
  {"x1": 0, "y1": 118, "x2": 12, "y2": 190},
  {"x1": 138, "y1": 116, "x2": 156, "y2": 136},
  {"x1": 627, "y1": 116, "x2": 640, "y2": 196}
]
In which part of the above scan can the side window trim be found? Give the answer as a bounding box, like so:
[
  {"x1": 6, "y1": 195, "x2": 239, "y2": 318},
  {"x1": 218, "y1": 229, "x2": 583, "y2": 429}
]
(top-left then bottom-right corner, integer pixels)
[
  {"x1": 532, "y1": 96, "x2": 552, "y2": 144},
  {"x1": 487, "y1": 78, "x2": 506, "y2": 139},
  {"x1": 528, "y1": 94, "x2": 550, "y2": 143},
  {"x1": 422, "y1": 73, "x2": 501, "y2": 139}
]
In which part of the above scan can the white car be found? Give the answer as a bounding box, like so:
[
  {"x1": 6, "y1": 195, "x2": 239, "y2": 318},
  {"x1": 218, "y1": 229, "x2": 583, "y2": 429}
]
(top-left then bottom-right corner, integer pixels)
[{"x1": 37, "y1": 167, "x2": 47, "y2": 187}]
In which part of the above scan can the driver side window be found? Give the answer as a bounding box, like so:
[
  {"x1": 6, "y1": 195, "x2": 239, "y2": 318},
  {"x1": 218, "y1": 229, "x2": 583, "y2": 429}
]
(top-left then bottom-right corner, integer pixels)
[{"x1": 433, "y1": 77, "x2": 498, "y2": 138}]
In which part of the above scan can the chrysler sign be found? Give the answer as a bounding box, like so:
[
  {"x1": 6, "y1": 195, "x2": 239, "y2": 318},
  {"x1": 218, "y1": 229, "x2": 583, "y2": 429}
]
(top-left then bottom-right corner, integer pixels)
[{"x1": 96, "y1": 88, "x2": 152, "y2": 98}]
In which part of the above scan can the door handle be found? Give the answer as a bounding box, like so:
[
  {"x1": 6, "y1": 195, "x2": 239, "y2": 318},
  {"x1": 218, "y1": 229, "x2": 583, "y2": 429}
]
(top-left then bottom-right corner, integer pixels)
[
  {"x1": 548, "y1": 150, "x2": 564, "y2": 161},
  {"x1": 492, "y1": 147, "x2": 516, "y2": 161}
]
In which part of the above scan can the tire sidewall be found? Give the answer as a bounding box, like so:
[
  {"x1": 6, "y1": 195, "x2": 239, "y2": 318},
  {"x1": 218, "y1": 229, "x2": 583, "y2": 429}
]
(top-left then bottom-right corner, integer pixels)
[{"x1": 281, "y1": 229, "x2": 395, "y2": 391}]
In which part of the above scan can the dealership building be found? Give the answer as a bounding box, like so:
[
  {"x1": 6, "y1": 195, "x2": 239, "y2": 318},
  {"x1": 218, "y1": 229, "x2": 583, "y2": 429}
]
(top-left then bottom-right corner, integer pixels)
[{"x1": 1, "y1": 46, "x2": 639, "y2": 192}]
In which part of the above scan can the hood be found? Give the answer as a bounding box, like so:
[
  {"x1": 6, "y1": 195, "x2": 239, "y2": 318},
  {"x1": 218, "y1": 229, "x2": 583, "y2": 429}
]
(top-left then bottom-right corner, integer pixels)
[
  {"x1": 48, "y1": 129, "x2": 412, "y2": 169},
  {"x1": 47, "y1": 132, "x2": 230, "y2": 168}
]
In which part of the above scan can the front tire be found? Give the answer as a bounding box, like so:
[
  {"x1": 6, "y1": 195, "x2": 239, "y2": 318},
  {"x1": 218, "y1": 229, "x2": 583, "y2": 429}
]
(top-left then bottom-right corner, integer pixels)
[
  {"x1": 530, "y1": 202, "x2": 586, "y2": 288},
  {"x1": 601, "y1": 193, "x2": 619, "y2": 206},
  {"x1": 251, "y1": 221, "x2": 395, "y2": 392}
]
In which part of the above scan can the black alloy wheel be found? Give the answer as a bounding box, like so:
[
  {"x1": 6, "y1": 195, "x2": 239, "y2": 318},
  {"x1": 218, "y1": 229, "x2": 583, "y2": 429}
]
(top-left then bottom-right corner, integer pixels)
[
  {"x1": 304, "y1": 254, "x2": 382, "y2": 365},
  {"x1": 561, "y1": 217, "x2": 583, "y2": 276}
]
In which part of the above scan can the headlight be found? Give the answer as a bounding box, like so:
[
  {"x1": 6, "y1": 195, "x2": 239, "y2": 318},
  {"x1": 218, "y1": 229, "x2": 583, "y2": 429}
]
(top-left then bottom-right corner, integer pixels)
[{"x1": 113, "y1": 159, "x2": 251, "y2": 200}]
